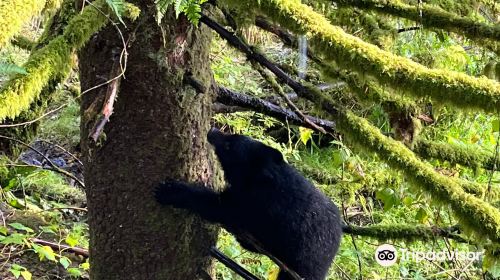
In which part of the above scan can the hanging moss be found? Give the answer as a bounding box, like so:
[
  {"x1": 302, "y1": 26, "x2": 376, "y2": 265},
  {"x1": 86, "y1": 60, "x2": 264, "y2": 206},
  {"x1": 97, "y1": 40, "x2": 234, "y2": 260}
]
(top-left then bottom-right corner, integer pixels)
[
  {"x1": 414, "y1": 139, "x2": 499, "y2": 171},
  {"x1": 0, "y1": 0, "x2": 140, "y2": 122},
  {"x1": 0, "y1": 0, "x2": 47, "y2": 47},
  {"x1": 223, "y1": 0, "x2": 500, "y2": 112},
  {"x1": 335, "y1": 0, "x2": 500, "y2": 42}
]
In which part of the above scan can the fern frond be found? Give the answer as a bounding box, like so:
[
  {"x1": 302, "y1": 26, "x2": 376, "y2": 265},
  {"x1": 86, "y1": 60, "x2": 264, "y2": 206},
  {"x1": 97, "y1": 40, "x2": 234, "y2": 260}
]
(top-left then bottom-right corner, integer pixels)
[
  {"x1": 154, "y1": 0, "x2": 206, "y2": 25},
  {"x1": 105, "y1": 0, "x2": 126, "y2": 25},
  {"x1": 155, "y1": 0, "x2": 174, "y2": 24},
  {"x1": 0, "y1": 63, "x2": 27, "y2": 75}
]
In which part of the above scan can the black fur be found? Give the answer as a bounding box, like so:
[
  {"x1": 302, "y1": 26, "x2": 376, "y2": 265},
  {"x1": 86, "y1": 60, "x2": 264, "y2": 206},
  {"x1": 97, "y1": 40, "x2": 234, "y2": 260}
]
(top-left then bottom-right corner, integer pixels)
[{"x1": 155, "y1": 128, "x2": 342, "y2": 280}]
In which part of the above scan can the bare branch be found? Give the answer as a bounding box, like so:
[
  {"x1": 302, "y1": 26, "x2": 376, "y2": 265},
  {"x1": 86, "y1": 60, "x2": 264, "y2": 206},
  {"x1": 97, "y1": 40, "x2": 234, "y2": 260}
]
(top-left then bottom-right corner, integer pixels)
[{"x1": 30, "y1": 238, "x2": 89, "y2": 257}]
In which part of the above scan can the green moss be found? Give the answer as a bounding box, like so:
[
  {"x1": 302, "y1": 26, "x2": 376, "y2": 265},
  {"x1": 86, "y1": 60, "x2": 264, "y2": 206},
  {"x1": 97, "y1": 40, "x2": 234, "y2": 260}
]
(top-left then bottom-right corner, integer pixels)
[
  {"x1": 0, "y1": 37, "x2": 72, "y2": 122},
  {"x1": 224, "y1": 0, "x2": 500, "y2": 112},
  {"x1": 458, "y1": 179, "x2": 500, "y2": 201},
  {"x1": 37, "y1": 0, "x2": 78, "y2": 47},
  {"x1": 337, "y1": 110, "x2": 500, "y2": 242},
  {"x1": 20, "y1": 169, "x2": 85, "y2": 203},
  {"x1": 335, "y1": 0, "x2": 500, "y2": 42},
  {"x1": 124, "y1": 3, "x2": 141, "y2": 21},
  {"x1": 345, "y1": 224, "x2": 467, "y2": 242},
  {"x1": 0, "y1": 0, "x2": 140, "y2": 122},
  {"x1": 414, "y1": 139, "x2": 499, "y2": 170},
  {"x1": 12, "y1": 35, "x2": 36, "y2": 51},
  {"x1": 0, "y1": 0, "x2": 47, "y2": 47}
]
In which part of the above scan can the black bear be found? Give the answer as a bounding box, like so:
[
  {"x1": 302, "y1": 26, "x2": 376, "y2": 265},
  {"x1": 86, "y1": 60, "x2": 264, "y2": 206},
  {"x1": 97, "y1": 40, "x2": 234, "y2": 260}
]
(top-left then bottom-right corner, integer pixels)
[{"x1": 155, "y1": 128, "x2": 342, "y2": 280}]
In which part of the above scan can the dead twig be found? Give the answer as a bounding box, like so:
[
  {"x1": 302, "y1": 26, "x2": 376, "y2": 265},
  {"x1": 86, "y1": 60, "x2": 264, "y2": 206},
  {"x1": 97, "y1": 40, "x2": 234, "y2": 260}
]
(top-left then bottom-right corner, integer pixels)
[
  {"x1": 251, "y1": 62, "x2": 327, "y2": 134},
  {"x1": 214, "y1": 86, "x2": 336, "y2": 133},
  {"x1": 237, "y1": 232, "x2": 303, "y2": 280},
  {"x1": 30, "y1": 238, "x2": 89, "y2": 257},
  {"x1": 0, "y1": 105, "x2": 66, "y2": 128}
]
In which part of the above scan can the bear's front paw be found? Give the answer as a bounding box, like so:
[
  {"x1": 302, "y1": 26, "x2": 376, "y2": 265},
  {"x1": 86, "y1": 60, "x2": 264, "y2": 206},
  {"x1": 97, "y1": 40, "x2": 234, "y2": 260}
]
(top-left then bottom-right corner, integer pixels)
[{"x1": 154, "y1": 180, "x2": 189, "y2": 207}]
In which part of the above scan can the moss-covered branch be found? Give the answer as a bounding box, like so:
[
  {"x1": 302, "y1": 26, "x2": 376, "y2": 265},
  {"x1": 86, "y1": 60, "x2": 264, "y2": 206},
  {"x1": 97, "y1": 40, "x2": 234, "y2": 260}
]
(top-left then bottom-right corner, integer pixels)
[
  {"x1": 223, "y1": 0, "x2": 500, "y2": 112},
  {"x1": 335, "y1": 0, "x2": 500, "y2": 42},
  {"x1": 335, "y1": 109, "x2": 500, "y2": 242},
  {"x1": 458, "y1": 179, "x2": 500, "y2": 201},
  {"x1": 0, "y1": 0, "x2": 77, "y2": 156},
  {"x1": 0, "y1": 0, "x2": 47, "y2": 47},
  {"x1": 415, "y1": 139, "x2": 499, "y2": 171},
  {"x1": 11, "y1": 35, "x2": 36, "y2": 51},
  {"x1": 344, "y1": 224, "x2": 468, "y2": 242},
  {"x1": 0, "y1": 0, "x2": 139, "y2": 122}
]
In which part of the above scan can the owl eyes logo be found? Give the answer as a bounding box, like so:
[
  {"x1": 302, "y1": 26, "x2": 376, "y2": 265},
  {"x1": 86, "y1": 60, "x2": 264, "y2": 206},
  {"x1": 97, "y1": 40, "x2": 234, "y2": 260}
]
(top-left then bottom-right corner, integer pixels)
[{"x1": 375, "y1": 244, "x2": 397, "y2": 266}]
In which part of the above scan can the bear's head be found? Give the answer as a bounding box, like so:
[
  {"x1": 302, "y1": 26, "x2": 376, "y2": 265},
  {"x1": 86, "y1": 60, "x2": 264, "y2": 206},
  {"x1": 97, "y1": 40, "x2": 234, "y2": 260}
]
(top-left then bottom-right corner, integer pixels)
[{"x1": 207, "y1": 128, "x2": 283, "y2": 186}]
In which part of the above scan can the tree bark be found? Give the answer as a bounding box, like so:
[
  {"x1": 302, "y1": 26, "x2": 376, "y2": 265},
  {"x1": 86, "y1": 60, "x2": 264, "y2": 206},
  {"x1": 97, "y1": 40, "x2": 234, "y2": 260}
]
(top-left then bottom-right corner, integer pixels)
[{"x1": 79, "y1": 5, "x2": 218, "y2": 279}]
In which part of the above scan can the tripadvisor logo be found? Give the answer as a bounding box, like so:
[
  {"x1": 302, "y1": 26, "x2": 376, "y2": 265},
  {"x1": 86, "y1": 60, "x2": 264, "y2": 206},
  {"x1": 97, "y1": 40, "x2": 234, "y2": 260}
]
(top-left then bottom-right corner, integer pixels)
[
  {"x1": 374, "y1": 244, "x2": 483, "y2": 267},
  {"x1": 375, "y1": 244, "x2": 397, "y2": 267}
]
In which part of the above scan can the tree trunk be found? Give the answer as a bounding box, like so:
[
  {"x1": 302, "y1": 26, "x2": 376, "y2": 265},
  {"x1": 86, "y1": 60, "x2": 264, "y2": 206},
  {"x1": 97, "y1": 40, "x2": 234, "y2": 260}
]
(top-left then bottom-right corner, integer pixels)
[{"x1": 79, "y1": 5, "x2": 218, "y2": 279}]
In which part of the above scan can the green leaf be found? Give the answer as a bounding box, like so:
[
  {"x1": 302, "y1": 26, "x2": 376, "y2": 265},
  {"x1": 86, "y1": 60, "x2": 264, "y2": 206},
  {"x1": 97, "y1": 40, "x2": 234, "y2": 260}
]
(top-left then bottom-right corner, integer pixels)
[
  {"x1": 155, "y1": 0, "x2": 174, "y2": 24},
  {"x1": 105, "y1": 0, "x2": 126, "y2": 25},
  {"x1": 10, "y1": 268, "x2": 21, "y2": 278},
  {"x1": 13, "y1": 264, "x2": 26, "y2": 270},
  {"x1": 8, "y1": 198, "x2": 25, "y2": 209},
  {"x1": 80, "y1": 261, "x2": 90, "y2": 270},
  {"x1": 9, "y1": 223, "x2": 34, "y2": 233},
  {"x1": 331, "y1": 150, "x2": 343, "y2": 167},
  {"x1": 65, "y1": 234, "x2": 79, "y2": 247},
  {"x1": 9, "y1": 264, "x2": 26, "y2": 279},
  {"x1": 1, "y1": 233, "x2": 26, "y2": 245},
  {"x1": 174, "y1": 0, "x2": 184, "y2": 18},
  {"x1": 0, "y1": 63, "x2": 27, "y2": 75},
  {"x1": 67, "y1": 268, "x2": 82, "y2": 277},
  {"x1": 483, "y1": 254, "x2": 500, "y2": 277},
  {"x1": 4, "y1": 178, "x2": 18, "y2": 191},
  {"x1": 0, "y1": 226, "x2": 8, "y2": 235},
  {"x1": 415, "y1": 207, "x2": 429, "y2": 223},
  {"x1": 299, "y1": 127, "x2": 313, "y2": 145},
  {"x1": 36, "y1": 245, "x2": 57, "y2": 261},
  {"x1": 183, "y1": 0, "x2": 202, "y2": 25},
  {"x1": 20, "y1": 270, "x2": 32, "y2": 280},
  {"x1": 402, "y1": 197, "x2": 413, "y2": 206},
  {"x1": 493, "y1": 119, "x2": 500, "y2": 132},
  {"x1": 39, "y1": 225, "x2": 57, "y2": 235},
  {"x1": 60, "y1": 257, "x2": 71, "y2": 269},
  {"x1": 375, "y1": 188, "x2": 399, "y2": 211}
]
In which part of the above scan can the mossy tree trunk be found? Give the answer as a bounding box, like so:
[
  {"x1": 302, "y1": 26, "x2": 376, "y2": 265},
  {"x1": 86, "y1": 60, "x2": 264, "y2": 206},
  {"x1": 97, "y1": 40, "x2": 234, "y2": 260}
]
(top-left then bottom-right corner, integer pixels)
[{"x1": 79, "y1": 4, "x2": 218, "y2": 279}]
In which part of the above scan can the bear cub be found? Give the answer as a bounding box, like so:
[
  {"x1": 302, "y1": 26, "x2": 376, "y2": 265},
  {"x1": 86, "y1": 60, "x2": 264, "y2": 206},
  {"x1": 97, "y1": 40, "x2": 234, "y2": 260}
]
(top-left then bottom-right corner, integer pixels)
[{"x1": 155, "y1": 128, "x2": 342, "y2": 280}]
